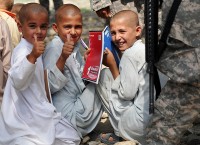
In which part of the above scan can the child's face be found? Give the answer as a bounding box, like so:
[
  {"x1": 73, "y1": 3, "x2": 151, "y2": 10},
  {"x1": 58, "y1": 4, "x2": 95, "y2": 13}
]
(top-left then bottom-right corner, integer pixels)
[
  {"x1": 18, "y1": 12, "x2": 49, "y2": 44},
  {"x1": 110, "y1": 18, "x2": 141, "y2": 51},
  {"x1": 53, "y1": 14, "x2": 82, "y2": 43}
]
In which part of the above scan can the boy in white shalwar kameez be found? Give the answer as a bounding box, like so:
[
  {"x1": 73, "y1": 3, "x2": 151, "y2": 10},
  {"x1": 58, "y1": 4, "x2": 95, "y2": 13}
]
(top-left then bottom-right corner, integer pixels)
[
  {"x1": 0, "y1": 3, "x2": 80, "y2": 145},
  {"x1": 96, "y1": 10, "x2": 154, "y2": 145},
  {"x1": 43, "y1": 4, "x2": 103, "y2": 138}
]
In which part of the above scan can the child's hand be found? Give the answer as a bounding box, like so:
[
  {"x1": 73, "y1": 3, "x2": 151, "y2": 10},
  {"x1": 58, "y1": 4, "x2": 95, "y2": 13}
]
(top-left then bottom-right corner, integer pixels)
[
  {"x1": 84, "y1": 48, "x2": 91, "y2": 61},
  {"x1": 56, "y1": 34, "x2": 75, "y2": 72},
  {"x1": 27, "y1": 34, "x2": 45, "y2": 63},
  {"x1": 103, "y1": 48, "x2": 117, "y2": 68},
  {"x1": 103, "y1": 48, "x2": 119, "y2": 79},
  {"x1": 33, "y1": 34, "x2": 45, "y2": 57},
  {"x1": 61, "y1": 34, "x2": 74, "y2": 59}
]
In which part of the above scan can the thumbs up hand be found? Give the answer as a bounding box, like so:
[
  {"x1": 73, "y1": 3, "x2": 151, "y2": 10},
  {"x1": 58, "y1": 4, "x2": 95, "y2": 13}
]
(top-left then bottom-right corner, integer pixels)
[
  {"x1": 32, "y1": 34, "x2": 45, "y2": 58},
  {"x1": 61, "y1": 34, "x2": 75, "y2": 60},
  {"x1": 27, "y1": 34, "x2": 46, "y2": 64}
]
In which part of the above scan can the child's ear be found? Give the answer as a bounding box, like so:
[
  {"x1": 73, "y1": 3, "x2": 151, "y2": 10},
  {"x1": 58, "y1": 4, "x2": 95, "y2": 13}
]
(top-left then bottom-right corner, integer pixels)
[
  {"x1": 135, "y1": 26, "x2": 142, "y2": 37},
  {"x1": 52, "y1": 23, "x2": 58, "y2": 33},
  {"x1": 17, "y1": 22, "x2": 22, "y2": 32}
]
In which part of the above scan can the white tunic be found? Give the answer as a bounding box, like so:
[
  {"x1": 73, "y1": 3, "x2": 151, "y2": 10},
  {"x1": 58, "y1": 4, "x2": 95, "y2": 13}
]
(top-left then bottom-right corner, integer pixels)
[{"x1": 0, "y1": 38, "x2": 80, "y2": 145}]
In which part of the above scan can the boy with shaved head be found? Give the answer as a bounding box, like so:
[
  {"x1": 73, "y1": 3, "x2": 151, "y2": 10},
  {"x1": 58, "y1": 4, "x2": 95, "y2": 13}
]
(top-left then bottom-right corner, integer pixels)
[
  {"x1": 96, "y1": 10, "x2": 154, "y2": 144},
  {"x1": 43, "y1": 4, "x2": 103, "y2": 139},
  {"x1": 0, "y1": 3, "x2": 80, "y2": 145}
]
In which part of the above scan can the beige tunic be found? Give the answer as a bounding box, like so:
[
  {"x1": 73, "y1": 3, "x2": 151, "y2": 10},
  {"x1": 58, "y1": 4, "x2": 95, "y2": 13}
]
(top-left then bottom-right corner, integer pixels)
[
  {"x1": 0, "y1": 10, "x2": 21, "y2": 49},
  {"x1": 0, "y1": 16, "x2": 11, "y2": 107}
]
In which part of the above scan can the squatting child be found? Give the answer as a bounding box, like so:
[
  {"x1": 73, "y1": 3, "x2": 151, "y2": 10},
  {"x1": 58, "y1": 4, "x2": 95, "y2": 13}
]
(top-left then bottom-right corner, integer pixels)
[
  {"x1": 96, "y1": 10, "x2": 154, "y2": 145},
  {"x1": 43, "y1": 4, "x2": 103, "y2": 138}
]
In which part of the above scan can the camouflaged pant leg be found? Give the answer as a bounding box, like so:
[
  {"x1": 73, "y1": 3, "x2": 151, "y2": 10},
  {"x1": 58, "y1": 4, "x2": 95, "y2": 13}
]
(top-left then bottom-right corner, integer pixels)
[{"x1": 146, "y1": 81, "x2": 200, "y2": 145}]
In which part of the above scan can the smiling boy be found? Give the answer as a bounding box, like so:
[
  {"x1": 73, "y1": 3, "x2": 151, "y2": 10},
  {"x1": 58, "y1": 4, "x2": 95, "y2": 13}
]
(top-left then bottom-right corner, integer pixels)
[
  {"x1": 96, "y1": 10, "x2": 154, "y2": 145},
  {"x1": 43, "y1": 4, "x2": 103, "y2": 139}
]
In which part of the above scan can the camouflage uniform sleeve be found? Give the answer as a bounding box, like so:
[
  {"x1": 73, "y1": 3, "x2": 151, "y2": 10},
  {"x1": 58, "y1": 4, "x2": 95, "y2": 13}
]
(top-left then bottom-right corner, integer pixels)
[{"x1": 90, "y1": 0, "x2": 112, "y2": 11}]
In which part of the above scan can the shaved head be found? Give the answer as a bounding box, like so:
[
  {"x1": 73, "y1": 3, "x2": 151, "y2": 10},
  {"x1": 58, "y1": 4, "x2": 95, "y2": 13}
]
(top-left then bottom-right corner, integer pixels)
[
  {"x1": 55, "y1": 4, "x2": 82, "y2": 23},
  {"x1": 110, "y1": 10, "x2": 139, "y2": 28},
  {"x1": 0, "y1": 0, "x2": 14, "y2": 11},
  {"x1": 18, "y1": 3, "x2": 48, "y2": 24},
  {"x1": 109, "y1": 10, "x2": 142, "y2": 51}
]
